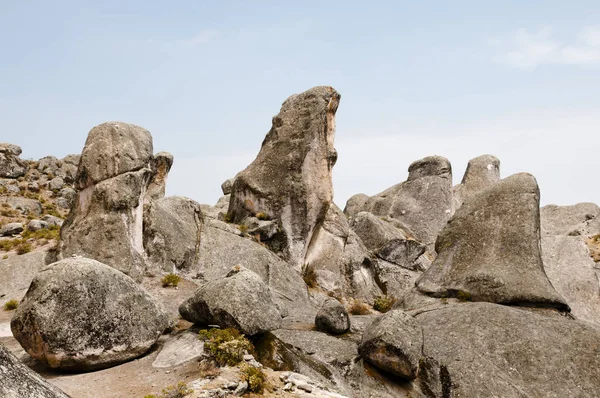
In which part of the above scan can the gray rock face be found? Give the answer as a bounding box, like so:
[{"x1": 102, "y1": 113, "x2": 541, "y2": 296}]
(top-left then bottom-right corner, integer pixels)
[
  {"x1": 152, "y1": 329, "x2": 205, "y2": 368},
  {"x1": 179, "y1": 266, "x2": 282, "y2": 335},
  {"x1": 41, "y1": 214, "x2": 63, "y2": 227},
  {"x1": 143, "y1": 196, "x2": 203, "y2": 273},
  {"x1": 228, "y1": 86, "x2": 341, "y2": 269},
  {"x1": 0, "y1": 342, "x2": 71, "y2": 398},
  {"x1": 75, "y1": 122, "x2": 153, "y2": 189},
  {"x1": 221, "y1": 178, "x2": 234, "y2": 195},
  {"x1": 304, "y1": 205, "x2": 382, "y2": 302},
  {"x1": 27, "y1": 219, "x2": 49, "y2": 232},
  {"x1": 0, "y1": 222, "x2": 23, "y2": 236},
  {"x1": 0, "y1": 143, "x2": 26, "y2": 178},
  {"x1": 0, "y1": 251, "x2": 47, "y2": 307},
  {"x1": 62, "y1": 154, "x2": 81, "y2": 166},
  {"x1": 417, "y1": 302, "x2": 600, "y2": 397},
  {"x1": 58, "y1": 122, "x2": 167, "y2": 281},
  {"x1": 541, "y1": 236, "x2": 600, "y2": 328},
  {"x1": 343, "y1": 193, "x2": 370, "y2": 218},
  {"x1": 146, "y1": 151, "x2": 173, "y2": 201},
  {"x1": 359, "y1": 309, "x2": 423, "y2": 379},
  {"x1": 11, "y1": 257, "x2": 170, "y2": 371},
  {"x1": 315, "y1": 298, "x2": 350, "y2": 334},
  {"x1": 351, "y1": 212, "x2": 406, "y2": 253},
  {"x1": 48, "y1": 176, "x2": 65, "y2": 191},
  {"x1": 37, "y1": 156, "x2": 61, "y2": 175},
  {"x1": 416, "y1": 173, "x2": 569, "y2": 310},
  {"x1": 453, "y1": 154, "x2": 500, "y2": 207},
  {"x1": 350, "y1": 156, "x2": 454, "y2": 251},
  {"x1": 541, "y1": 202, "x2": 600, "y2": 236},
  {"x1": 6, "y1": 197, "x2": 42, "y2": 216},
  {"x1": 374, "y1": 260, "x2": 423, "y2": 299},
  {"x1": 377, "y1": 239, "x2": 427, "y2": 271}
]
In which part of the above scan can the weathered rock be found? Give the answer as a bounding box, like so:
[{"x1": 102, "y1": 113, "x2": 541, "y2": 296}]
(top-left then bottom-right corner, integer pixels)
[
  {"x1": 242, "y1": 216, "x2": 279, "y2": 241},
  {"x1": 542, "y1": 235, "x2": 600, "y2": 328},
  {"x1": 37, "y1": 156, "x2": 61, "y2": 175},
  {"x1": 541, "y1": 202, "x2": 600, "y2": 236},
  {"x1": 58, "y1": 168, "x2": 152, "y2": 280},
  {"x1": 453, "y1": 154, "x2": 500, "y2": 207},
  {"x1": 6, "y1": 196, "x2": 42, "y2": 216},
  {"x1": 57, "y1": 122, "x2": 163, "y2": 280},
  {"x1": 343, "y1": 193, "x2": 370, "y2": 218},
  {"x1": 352, "y1": 156, "x2": 454, "y2": 250},
  {"x1": 0, "y1": 143, "x2": 26, "y2": 178},
  {"x1": 416, "y1": 173, "x2": 569, "y2": 310},
  {"x1": 48, "y1": 176, "x2": 64, "y2": 191},
  {"x1": 0, "y1": 222, "x2": 23, "y2": 236},
  {"x1": 75, "y1": 121, "x2": 153, "y2": 189},
  {"x1": 11, "y1": 257, "x2": 170, "y2": 371},
  {"x1": 315, "y1": 298, "x2": 350, "y2": 334},
  {"x1": 143, "y1": 196, "x2": 203, "y2": 273},
  {"x1": 304, "y1": 205, "x2": 382, "y2": 302},
  {"x1": 351, "y1": 211, "x2": 406, "y2": 253},
  {"x1": 221, "y1": 178, "x2": 234, "y2": 195},
  {"x1": 56, "y1": 197, "x2": 70, "y2": 209},
  {"x1": 358, "y1": 309, "x2": 423, "y2": 379},
  {"x1": 62, "y1": 154, "x2": 81, "y2": 166},
  {"x1": 228, "y1": 86, "x2": 340, "y2": 268},
  {"x1": 28, "y1": 181, "x2": 40, "y2": 192},
  {"x1": 179, "y1": 266, "x2": 282, "y2": 335},
  {"x1": 27, "y1": 219, "x2": 49, "y2": 232},
  {"x1": 41, "y1": 214, "x2": 63, "y2": 227},
  {"x1": 0, "y1": 342, "x2": 71, "y2": 398},
  {"x1": 146, "y1": 151, "x2": 173, "y2": 201},
  {"x1": 417, "y1": 302, "x2": 600, "y2": 397},
  {"x1": 377, "y1": 239, "x2": 427, "y2": 271},
  {"x1": 152, "y1": 329, "x2": 205, "y2": 368},
  {"x1": 374, "y1": 260, "x2": 424, "y2": 300}
]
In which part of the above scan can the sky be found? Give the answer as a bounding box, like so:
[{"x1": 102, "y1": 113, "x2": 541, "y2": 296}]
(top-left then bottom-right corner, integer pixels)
[{"x1": 1, "y1": 1, "x2": 599, "y2": 207}]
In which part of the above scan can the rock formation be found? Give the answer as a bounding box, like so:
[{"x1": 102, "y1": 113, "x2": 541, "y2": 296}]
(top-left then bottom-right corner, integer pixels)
[
  {"x1": 11, "y1": 257, "x2": 170, "y2": 371},
  {"x1": 57, "y1": 121, "x2": 173, "y2": 281},
  {"x1": 0, "y1": 343, "x2": 70, "y2": 398},
  {"x1": 315, "y1": 298, "x2": 350, "y2": 334},
  {"x1": 453, "y1": 154, "x2": 500, "y2": 207},
  {"x1": 0, "y1": 143, "x2": 27, "y2": 178},
  {"x1": 179, "y1": 266, "x2": 282, "y2": 335},
  {"x1": 228, "y1": 86, "x2": 341, "y2": 269}
]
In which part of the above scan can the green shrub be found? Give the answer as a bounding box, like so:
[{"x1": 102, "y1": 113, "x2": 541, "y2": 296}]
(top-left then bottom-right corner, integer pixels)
[
  {"x1": 161, "y1": 273, "x2": 181, "y2": 288},
  {"x1": 302, "y1": 263, "x2": 318, "y2": 288},
  {"x1": 0, "y1": 239, "x2": 21, "y2": 252},
  {"x1": 198, "y1": 328, "x2": 253, "y2": 366},
  {"x1": 238, "y1": 224, "x2": 248, "y2": 234},
  {"x1": 373, "y1": 295, "x2": 396, "y2": 313},
  {"x1": 456, "y1": 290, "x2": 472, "y2": 302},
  {"x1": 223, "y1": 213, "x2": 233, "y2": 223},
  {"x1": 4, "y1": 300, "x2": 18, "y2": 311},
  {"x1": 240, "y1": 363, "x2": 267, "y2": 394},
  {"x1": 21, "y1": 225, "x2": 60, "y2": 241},
  {"x1": 16, "y1": 242, "x2": 32, "y2": 255}
]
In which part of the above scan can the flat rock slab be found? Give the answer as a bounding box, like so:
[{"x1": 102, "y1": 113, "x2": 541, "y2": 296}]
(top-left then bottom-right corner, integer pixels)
[{"x1": 152, "y1": 329, "x2": 204, "y2": 368}]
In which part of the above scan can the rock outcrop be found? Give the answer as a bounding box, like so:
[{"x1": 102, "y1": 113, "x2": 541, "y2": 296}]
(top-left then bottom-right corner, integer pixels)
[
  {"x1": 416, "y1": 173, "x2": 568, "y2": 309},
  {"x1": 143, "y1": 196, "x2": 203, "y2": 274},
  {"x1": 58, "y1": 122, "x2": 171, "y2": 280},
  {"x1": 11, "y1": 257, "x2": 170, "y2": 371},
  {"x1": 179, "y1": 266, "x2": 282, "y2": 335},
  {"x1": 453, "y1": 154, "x2": 500, "y2": 207},
  {"x1": 417, "y1": 302, "x2": 600, "y2": 397},
  {"x1": 359, "y1": 309, "x2": 423, "y2": 380},
  {"x1": 228, "y1": 86, "x2": 341, "y2": 269},
  {"x1": 0, "y1": 143, "x2": 27, "y2": 178},
  {"x1": 0, "y1": 342, "x2": 71, "y2": 398},
  {"x1": 315, "y1": 298, "x2": 350, "y2": 334},
  {"x1": 346, "y1": 156, "x2": 454, "y2": 251}
]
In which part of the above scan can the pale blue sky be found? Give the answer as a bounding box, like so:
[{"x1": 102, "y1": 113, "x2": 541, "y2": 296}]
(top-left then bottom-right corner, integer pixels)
[{"x1": 1, "y1": 1, "x2": 599, "y2": 207}]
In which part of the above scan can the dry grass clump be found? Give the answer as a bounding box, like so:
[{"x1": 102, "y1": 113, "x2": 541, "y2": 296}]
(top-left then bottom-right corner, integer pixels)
[
  {"x1": 143, "y1": 382, "x2": 192, "y2": 398},
  {"x1": 348, "y1": 299, "x2": 371, "y2": 315},
  {"x1": 240, "y1": 363, "x2": 267, "y2": 394},
  {"x1": 302, "y1": 263, "x2": 318, "y2": 288},
  {"x1": 198, "y1": 360, "x2": 220, "y2": 379}
]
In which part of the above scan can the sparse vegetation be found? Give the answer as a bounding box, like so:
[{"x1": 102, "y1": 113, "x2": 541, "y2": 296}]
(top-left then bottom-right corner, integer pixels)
[
  {"x1": 373, "y1": 295, "x2": 396, "y2": 313},
  {"x1": 198, "y1": 360, "x2": 220, "y2": 379},
  {"x1": 456, "y1": 290, "x2": 472, "y2": 302},
  {"x1": 255, "y1": 212, "x2": 268, "y2": 221},
  {"x1": 161, "y1": 273, "x2": 181, "y2": 288},
  {"x1": 3, "y1": 299, "x2": 18, "y2": 311},
  {"x1": 240, "y1": 363, "x2": 267, "y2": 394},
  {"x1": 223, "y1": 213, "x2": 233, "y2": 223},
  {"x1": 198, "y1": 328, "x2": 253, "y2": 366},
  {"x1": 143, "y1": 382, "x2": 192, "y2": 398},
  {"x1": 21, "y1": 225, "x2": 60, "y2": 241},
  {"x1": 238, "y1": 224, "x2": 249, "y2": 234},
  {"x1": 2, "y1": 254, "x2": 8, "y2": 259},
  {"x1": 302, "y1": 263, "x2": 318, "y2": 288},
  {"x1": 348, "y1": 299, "x2": 370, "y2": 315},
  {"x1": 16, "y1": 242, "x2": 32, "y2": 255}
]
